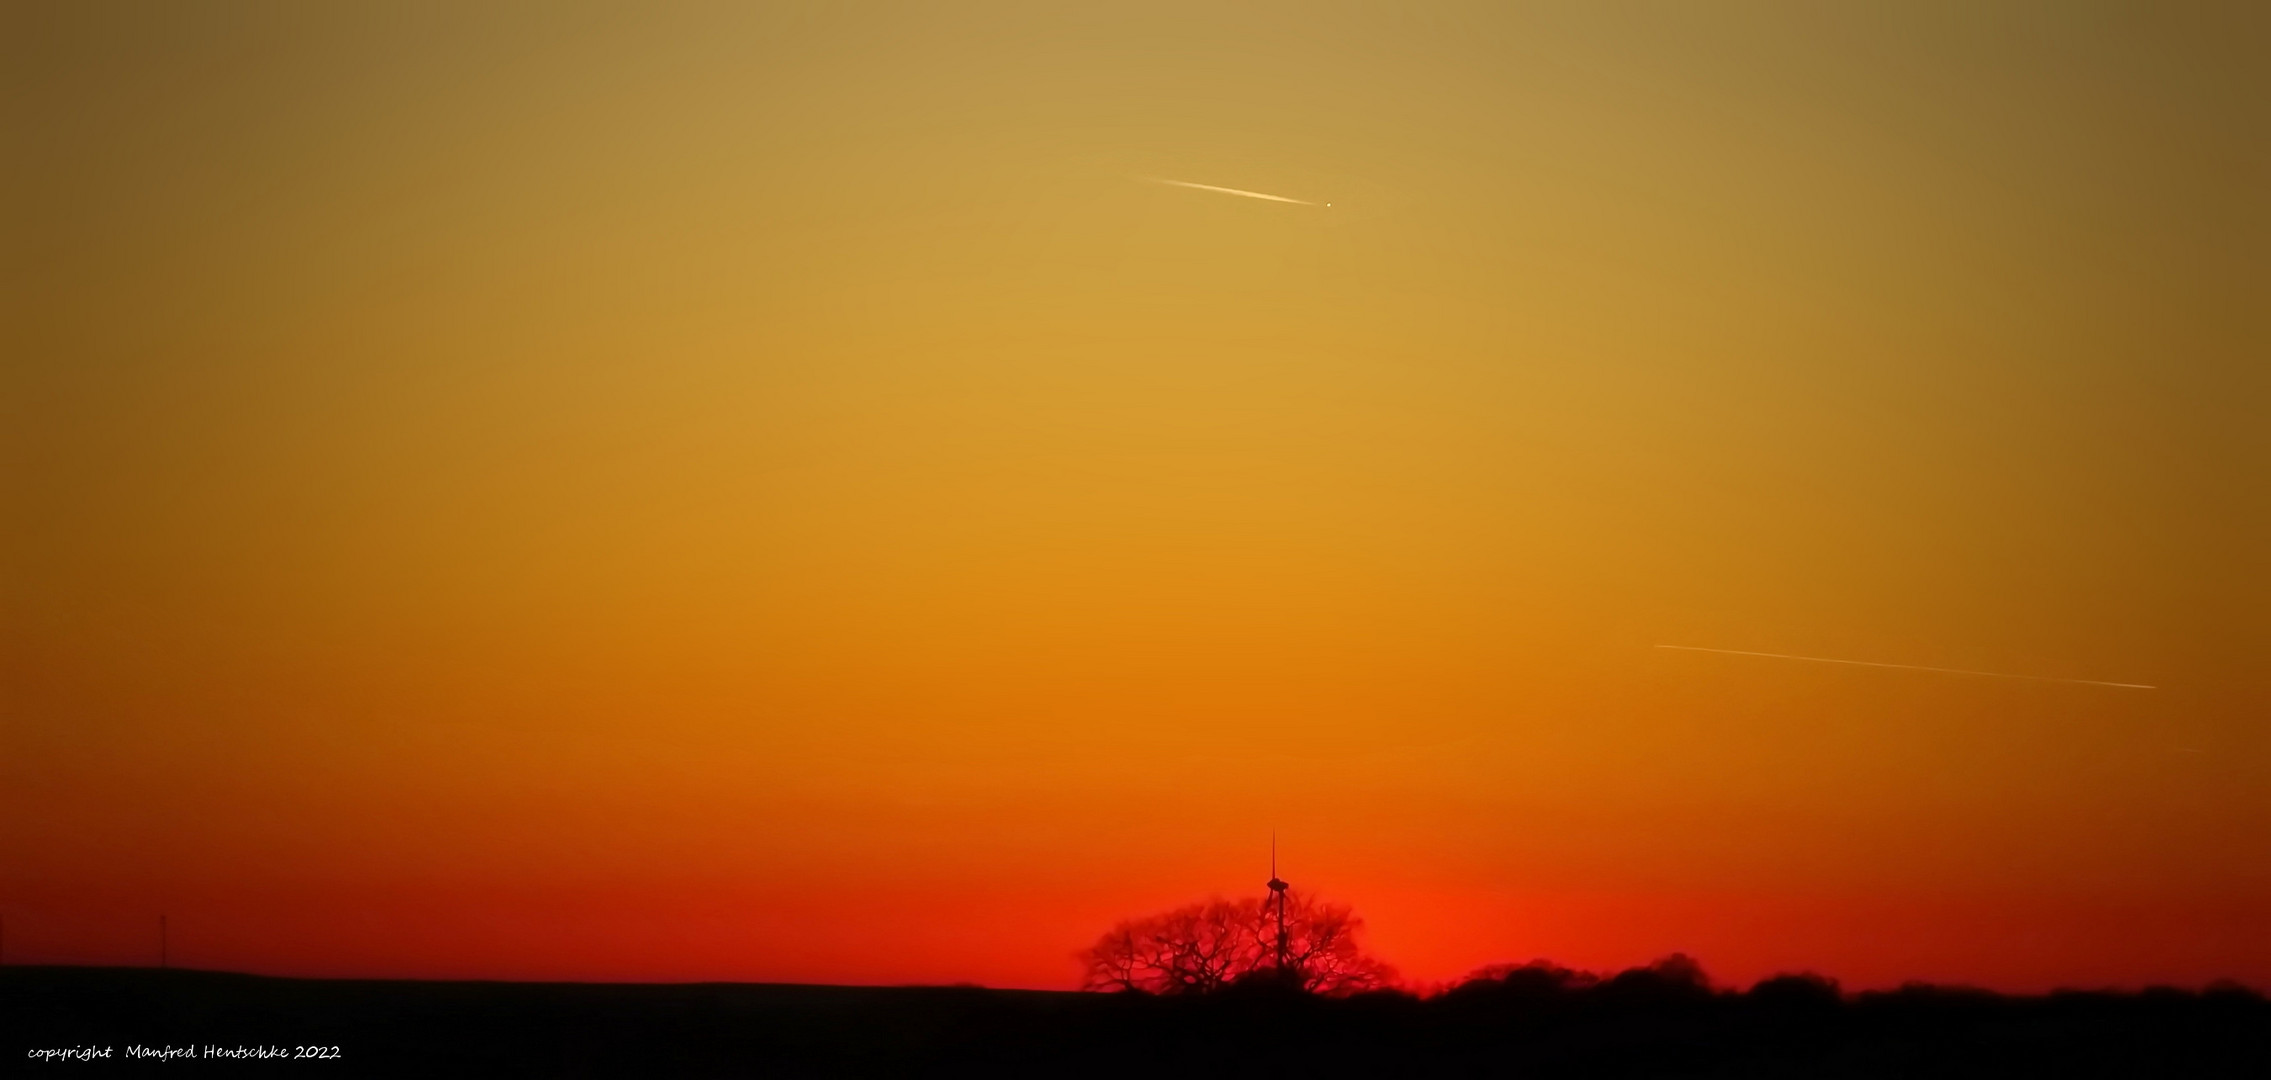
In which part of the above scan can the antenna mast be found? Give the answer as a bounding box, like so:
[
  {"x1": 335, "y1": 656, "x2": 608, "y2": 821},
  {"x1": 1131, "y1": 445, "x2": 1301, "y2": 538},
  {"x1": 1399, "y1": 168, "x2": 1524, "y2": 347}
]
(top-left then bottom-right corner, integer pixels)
[{"x1": 1266, "y1": 833, "x2": 1289, "y2": 982}]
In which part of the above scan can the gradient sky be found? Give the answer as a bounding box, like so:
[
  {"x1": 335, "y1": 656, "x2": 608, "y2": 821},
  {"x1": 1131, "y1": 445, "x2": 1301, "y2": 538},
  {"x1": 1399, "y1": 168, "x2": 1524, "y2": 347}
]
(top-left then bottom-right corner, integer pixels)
[{"x1": 6, "y1": 2, "x2": 2266, "y2": 991}]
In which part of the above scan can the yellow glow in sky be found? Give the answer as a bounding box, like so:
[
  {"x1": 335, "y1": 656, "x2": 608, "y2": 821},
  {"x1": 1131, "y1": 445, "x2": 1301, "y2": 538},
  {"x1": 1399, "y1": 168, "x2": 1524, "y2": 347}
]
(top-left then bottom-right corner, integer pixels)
[{"x1": 4, "y1": 2, "x2": 2266, "y2": 989}]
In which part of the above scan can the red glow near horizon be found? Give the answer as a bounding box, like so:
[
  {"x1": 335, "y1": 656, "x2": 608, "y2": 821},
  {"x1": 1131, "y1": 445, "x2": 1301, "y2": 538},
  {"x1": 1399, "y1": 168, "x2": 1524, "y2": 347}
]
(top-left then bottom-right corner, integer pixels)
[{"x1": 8, "y1": 4, "x2": 2263, "y2": 997}]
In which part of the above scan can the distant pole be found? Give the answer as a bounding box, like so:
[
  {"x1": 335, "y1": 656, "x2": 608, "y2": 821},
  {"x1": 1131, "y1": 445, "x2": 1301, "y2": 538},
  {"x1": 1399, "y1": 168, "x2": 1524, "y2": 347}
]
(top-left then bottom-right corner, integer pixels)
[
  {"x1": 1275, "y1": 890, "x2": 1289, "y2": 976},
  {"x1": 1267, "y1": 834, "x2": 1290, "y2": 982}
]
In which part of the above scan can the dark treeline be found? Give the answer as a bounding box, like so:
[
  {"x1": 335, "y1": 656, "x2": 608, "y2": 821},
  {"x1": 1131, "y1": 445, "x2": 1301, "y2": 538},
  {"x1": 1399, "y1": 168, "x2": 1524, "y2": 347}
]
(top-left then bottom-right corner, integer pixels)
[{"x1": 6, "y1": 963, "x2": 2266, "y2": 1077}]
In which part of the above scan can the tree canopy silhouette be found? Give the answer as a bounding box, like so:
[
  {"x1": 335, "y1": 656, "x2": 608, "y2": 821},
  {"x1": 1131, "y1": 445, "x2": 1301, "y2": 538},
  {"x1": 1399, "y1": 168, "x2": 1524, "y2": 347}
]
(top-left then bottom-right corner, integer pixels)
[{"x1": 1080, "y1": 890, "x2": 1394, "y2": 996}]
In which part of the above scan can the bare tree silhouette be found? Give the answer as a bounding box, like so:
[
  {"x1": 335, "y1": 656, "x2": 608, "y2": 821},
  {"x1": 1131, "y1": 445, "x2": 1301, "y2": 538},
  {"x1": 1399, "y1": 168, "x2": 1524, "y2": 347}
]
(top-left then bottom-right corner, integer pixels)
[{"x1": 1080, "y1": 890, "x2": 1394, "y2": 996}]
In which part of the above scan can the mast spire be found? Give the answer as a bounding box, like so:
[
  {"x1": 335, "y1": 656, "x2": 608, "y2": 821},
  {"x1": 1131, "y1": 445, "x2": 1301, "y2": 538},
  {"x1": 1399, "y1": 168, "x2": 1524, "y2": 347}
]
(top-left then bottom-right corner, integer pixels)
[{"x1": 1266, "y1": 832, "x2": 1290, "y2": 982}]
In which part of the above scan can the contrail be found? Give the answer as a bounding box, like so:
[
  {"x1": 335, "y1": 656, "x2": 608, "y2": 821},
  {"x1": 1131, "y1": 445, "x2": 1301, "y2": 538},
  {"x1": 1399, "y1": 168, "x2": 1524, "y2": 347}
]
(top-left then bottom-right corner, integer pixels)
[
  {"x1": 1143, "y1": 177, "x2": 1327, "y2": 207},
  {"x1": 1654, "y1": 645, "x2": 2155, "y2": 689}
]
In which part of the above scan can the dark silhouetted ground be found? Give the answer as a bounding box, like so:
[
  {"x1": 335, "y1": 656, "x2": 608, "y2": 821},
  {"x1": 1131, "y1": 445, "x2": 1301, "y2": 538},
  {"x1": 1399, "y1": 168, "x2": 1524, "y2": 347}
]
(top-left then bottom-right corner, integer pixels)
[{"x1": 6, "y1": 966, "x2": 2266, "y2": 1077}]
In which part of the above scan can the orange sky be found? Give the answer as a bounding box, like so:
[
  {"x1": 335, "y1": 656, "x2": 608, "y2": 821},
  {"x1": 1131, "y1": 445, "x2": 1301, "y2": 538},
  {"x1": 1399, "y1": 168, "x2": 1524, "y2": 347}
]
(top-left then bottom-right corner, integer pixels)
[{"x1": 5, "y1": 2, "x2": 2266, "y2": 991}]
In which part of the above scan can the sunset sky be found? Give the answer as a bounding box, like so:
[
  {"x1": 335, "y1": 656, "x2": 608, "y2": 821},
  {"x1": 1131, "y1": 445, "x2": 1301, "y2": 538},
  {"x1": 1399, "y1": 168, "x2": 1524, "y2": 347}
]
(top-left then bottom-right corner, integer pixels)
[{"x1": 6, "y1": 2, "x2": 2265, "y2": 991}]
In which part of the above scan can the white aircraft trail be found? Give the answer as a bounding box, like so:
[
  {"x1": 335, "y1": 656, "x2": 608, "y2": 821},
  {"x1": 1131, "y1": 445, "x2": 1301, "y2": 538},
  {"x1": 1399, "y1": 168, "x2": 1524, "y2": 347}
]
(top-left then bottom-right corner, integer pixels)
[
  {"x1": 1654, "y1": 645, "x2": 2154, "y2": 689},
  {"x1": 1144, "y1": 177, "x2": 1325, "y2": 206}
]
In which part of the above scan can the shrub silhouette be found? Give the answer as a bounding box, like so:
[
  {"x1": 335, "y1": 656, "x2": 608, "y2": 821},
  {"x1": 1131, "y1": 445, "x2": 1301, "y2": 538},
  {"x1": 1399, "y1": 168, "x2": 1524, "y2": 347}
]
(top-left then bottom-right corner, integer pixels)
[
  {"x1": 1593, "y1": 952, "x2": 1714, "y2": 1006},
  {"x1": 1079, "y1": 890, "x2": 1394, "y2": 996},
  {"x1": 1749, "y1": 971, "x2": 1843, "y2": 1011},
  {"x1": 1445, "y1": 959, "x2": 1599, "y2": 1004}
]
